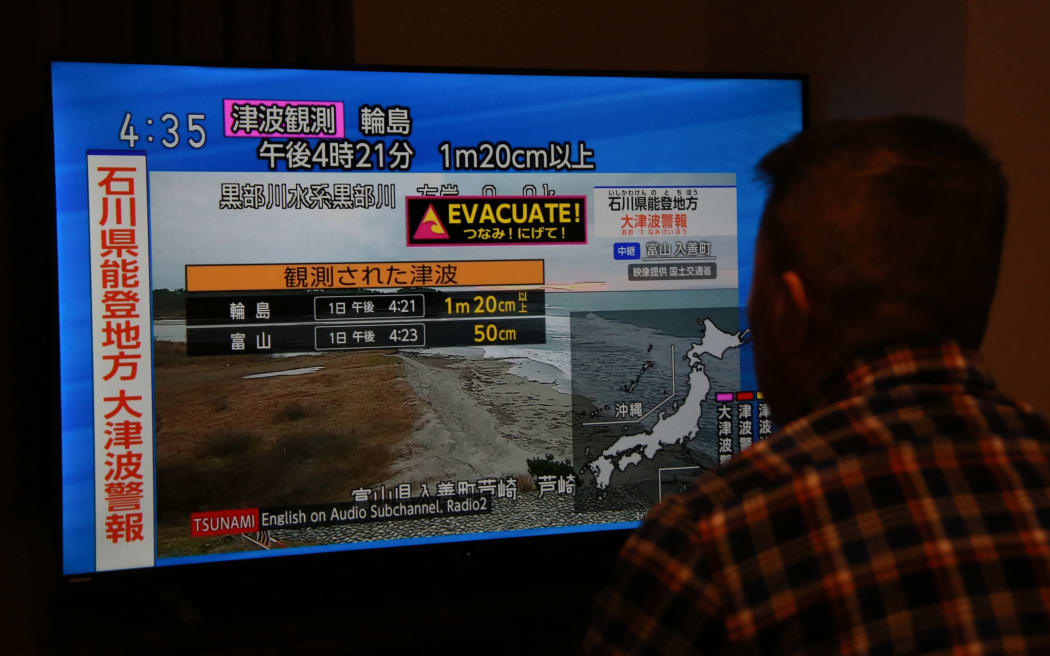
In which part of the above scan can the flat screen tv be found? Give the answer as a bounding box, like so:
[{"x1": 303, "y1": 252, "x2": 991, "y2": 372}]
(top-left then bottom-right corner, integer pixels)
[{"x1": 51, "y1": 61, "x2": 805, "y2": 576}]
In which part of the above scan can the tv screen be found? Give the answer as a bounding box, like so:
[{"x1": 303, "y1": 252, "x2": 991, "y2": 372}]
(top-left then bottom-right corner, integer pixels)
[{"x1": 51, "y1": 62, "x2": 804, "y2": 575}]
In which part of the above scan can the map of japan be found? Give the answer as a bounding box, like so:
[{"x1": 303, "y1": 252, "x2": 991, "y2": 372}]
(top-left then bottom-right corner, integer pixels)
[{"x1": 583, "y1": 318, "x2": 750, "y2": 493}]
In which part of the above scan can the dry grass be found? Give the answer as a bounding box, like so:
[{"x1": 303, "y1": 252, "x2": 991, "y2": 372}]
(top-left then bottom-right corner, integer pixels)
[
  {"x1": 273, "y1": 401, "x2": 308, "y2": 423},
  {"x1": 203, "y1": 430, "x2": 255, "y2": 458},
  {"x1": 153, "y1": 347, "x2": 418, "y2": 541},
  {"x1": 153, "y1": 340, "x2": 271, "y2": 369},
  {"x1": 516, "y1": 473, "x2": 536, "y2": 493},
  {"x1": 157, "y1": 428, "x2": 396, "y2": 518}
]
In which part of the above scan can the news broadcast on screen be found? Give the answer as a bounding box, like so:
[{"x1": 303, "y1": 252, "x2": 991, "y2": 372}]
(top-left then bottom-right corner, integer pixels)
[{"x1": 51, "y1": 62, "x2": 804, "y2": 574}]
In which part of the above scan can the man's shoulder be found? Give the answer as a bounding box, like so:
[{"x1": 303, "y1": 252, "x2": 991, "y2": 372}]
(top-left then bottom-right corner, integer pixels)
[
  {"x1": 589, "y1": 347, "x2": 1050, "y2": 653},
  {"x1": 657, "y1": 383, "x2": 1050, "y2": 541},
  {"x1": 671, "y1": 398, "x2": 856, "y2": 515},
  {"x1": 638, "y1": 426, "x2": 818, "y2": 558}
]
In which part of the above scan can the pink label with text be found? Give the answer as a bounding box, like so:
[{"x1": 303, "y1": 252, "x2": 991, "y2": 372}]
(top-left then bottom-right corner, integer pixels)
[{"x1": 223, "y1": 99, "x2": 345, "y2": 138}]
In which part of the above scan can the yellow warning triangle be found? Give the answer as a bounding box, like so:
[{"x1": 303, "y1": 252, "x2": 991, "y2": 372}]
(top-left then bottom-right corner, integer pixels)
[{"x1": 413, "y1": 204, "x2": 450, "y2": 240}]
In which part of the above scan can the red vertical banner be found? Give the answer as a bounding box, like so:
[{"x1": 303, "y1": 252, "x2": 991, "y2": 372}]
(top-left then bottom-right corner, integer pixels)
[{"x1": 87, "y1": 153, "x2": 155, "y2": 571}]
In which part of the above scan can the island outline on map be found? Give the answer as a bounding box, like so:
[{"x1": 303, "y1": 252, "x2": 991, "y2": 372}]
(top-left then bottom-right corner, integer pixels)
[{"x1": 585, "y1": 317, "x2": 750, "y2": 493}]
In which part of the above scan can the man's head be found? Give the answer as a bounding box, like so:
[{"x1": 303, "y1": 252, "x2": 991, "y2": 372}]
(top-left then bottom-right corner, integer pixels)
[{"x1": 747, "y1": 116, "x2": 1008, "y2": 423}]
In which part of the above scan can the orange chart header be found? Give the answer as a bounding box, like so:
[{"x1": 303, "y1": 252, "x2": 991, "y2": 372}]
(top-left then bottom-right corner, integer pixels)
[{"x1": 186, "y1": 260, "x2": 544, "y2": 292}]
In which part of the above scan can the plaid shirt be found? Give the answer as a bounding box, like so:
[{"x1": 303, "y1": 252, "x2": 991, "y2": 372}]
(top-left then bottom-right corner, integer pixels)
[{"x1": 584, "y1": 341, "x2": 1050, "y2": 654}]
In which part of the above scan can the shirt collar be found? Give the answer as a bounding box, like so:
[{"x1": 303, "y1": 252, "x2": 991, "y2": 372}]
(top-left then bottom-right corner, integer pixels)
[{"x1": 816, "y1": 339, "x2": 996, "y2": 406}]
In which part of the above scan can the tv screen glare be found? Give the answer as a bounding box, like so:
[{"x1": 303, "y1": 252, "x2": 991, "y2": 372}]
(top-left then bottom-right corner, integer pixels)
[{"x1": 51, "y1": 62, "x2": 804, "y2": 575}]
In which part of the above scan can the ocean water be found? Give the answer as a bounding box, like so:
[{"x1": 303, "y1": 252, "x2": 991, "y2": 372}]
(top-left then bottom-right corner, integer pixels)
[
  {"x1": 153, "y1": 319, "x2": 185, "y2": 342},
  {"x1": 243, "y1": 367, "x2": 324, "y2": 379},
  {"x1": 569, "y1": 307, "x2": 742, "y2": 410}
]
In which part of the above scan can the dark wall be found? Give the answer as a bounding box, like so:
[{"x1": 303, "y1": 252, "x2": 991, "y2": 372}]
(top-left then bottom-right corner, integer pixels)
[
  {"x1": 967, "y1": 1, "x2": 1050, "y2": 415},
  {"x1": 6, "y1": 1, "x2": 1048, "y2": 652},
  {"x1": 353, "y1": 0, "x2": 967, "y2": 122}
]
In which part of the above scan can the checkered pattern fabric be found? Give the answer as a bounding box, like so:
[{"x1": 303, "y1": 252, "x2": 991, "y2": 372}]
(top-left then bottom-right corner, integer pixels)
[{"x1": 584, "y1": 341, "x2": 1050, "y2": 654}]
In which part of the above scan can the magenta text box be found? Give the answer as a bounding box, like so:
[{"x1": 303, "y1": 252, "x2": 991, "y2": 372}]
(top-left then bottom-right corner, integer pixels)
[{"x1": 223, "y1": 99, "x2": 345, "y2": 138}]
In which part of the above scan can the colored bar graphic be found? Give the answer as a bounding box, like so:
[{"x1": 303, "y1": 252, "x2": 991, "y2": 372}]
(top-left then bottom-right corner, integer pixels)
[
  {"x1": 186, "y1": 260, "x2": 544, "y2": 292},
  {"x1": 736, "y1": 391, "x2": 755, "y2": 401},
  {"x1": 715, "y1": 393, "x2": 734, "y2": 402}
]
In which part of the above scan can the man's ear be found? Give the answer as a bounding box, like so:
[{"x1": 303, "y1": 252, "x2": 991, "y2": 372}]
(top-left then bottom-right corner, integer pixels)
[{"x1": 777, "y1": 270, "x2": 811, "y2": 352}]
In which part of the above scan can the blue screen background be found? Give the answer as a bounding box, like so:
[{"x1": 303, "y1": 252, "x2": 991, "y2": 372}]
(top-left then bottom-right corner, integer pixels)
[{"x1": 53, "y1": 62, "x2": 802, "y2": 574}]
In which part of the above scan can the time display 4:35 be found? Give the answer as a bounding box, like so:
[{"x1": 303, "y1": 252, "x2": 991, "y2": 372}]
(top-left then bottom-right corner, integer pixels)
[{"x1": 119, "y1": 112, "x2": 206, "y2": 149}]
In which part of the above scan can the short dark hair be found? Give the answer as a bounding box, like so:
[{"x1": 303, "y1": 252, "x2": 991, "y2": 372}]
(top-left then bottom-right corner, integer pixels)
[{"x1": 756, "y1": 116, "x2": 1008, "y2": 348}]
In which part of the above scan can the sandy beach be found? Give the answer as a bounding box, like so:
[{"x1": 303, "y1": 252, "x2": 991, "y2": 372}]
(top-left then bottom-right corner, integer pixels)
[
  {"x1": 389, "y1": 351, "x2": 571, "y2": 487},
  {"x1": 153, "y1": 341, "x2": 574, "y2": 557}
]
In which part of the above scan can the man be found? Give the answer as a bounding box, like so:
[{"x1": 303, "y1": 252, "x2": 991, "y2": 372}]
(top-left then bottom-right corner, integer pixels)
[{"x1": 584, "y1": 116, "x2": 1050, "y2": 654}]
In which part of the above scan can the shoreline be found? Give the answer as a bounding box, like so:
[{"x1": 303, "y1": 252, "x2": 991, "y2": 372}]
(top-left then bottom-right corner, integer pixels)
[
  {"x1": 153, "y1": 341, "x2": 578, "y2": 556},
  {"x1": 387, "y1": 350, "x2": 572, "y2": 488}
]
